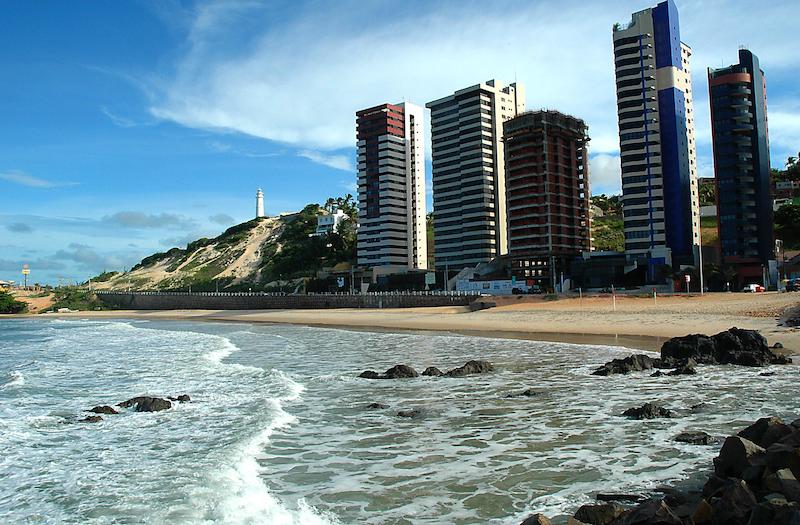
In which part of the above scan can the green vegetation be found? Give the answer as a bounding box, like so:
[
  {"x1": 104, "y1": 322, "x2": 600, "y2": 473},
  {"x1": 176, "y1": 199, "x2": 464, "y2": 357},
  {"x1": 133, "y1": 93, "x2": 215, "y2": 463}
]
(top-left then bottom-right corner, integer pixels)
[
  {"x1": 0, "y1": 291, "x2": 27, "y2": 314},
  {"x1": 775, "y1": 203, "x2": 800, "y2": 249},
  {"x1": 772, "y1": 154, "x2": 800, "y2": 182},
  {"x1": 592, "y1": 216, "x2": 624, "y2": 252},
  {"x1": 590, "y1": 194, "x2": 621, "y2": 216},
  {"x1": 90, "y1": 271, "x2": 118, "y2": 283},
  {"x1": 51, "y1": 287, "x2": 106, "y2": 311},
  {"x1": 699, "y1": 178, "x2": 716, "y2": 206}
]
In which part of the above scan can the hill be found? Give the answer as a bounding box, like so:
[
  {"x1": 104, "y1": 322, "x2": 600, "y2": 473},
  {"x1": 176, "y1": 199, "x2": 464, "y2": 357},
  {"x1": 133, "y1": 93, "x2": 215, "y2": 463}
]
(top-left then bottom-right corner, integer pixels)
[{"x1": 93, "y1": 202, "x2": 356, "y2": 292}]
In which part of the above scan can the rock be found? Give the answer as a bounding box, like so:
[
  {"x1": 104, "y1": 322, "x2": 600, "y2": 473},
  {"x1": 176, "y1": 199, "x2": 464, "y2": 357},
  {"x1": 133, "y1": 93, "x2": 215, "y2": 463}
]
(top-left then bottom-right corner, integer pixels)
[
  {"x1": 760, "y1": 372, "x2": 776, "y2": 376},
  {"x1": 79, "y1": 415, "x2": 103, "y2": 423},
  {"x1": 692, "y1": 499, "x2": 713, "y2": 524},
  {"x1": 421, "y1": 366, "x2": 443, "y2": 377},
  {"x1": 674, "y1": 431, "x2": 717, "y2": 445},
  {"x1": 591, "y1": 354, "x2": 656, "y2": 376},
  {"x1": 444, "y1": 360, "x2": 494, "y2": 377},
  {"x1": 710, "y1": 479, "x2": 757, "y2": 525},
  {"x1": 566, "y1": 519, "x2": 588, "y2": 525},
  {"x1": 702, "y1": 474, "x2": 729, "y2": 499},
  {"x1": 615, "y1": 499, "x2": 682, "y2": 525},
  {"x1": 763, "y1": 469, "x2": 800, "y2": 502},
  {"x1": 792, "y1": 419, "x2": 800, "y2": 430},
  {"x1": 738, "y1": 417, "x2": 794, "y2": 448},
  {"x1": 519, "y1": 513, "x2": 552, "y2": 525},
  {"x1": 118, "y1": 396, "x2": 172, "y2": 412},
  {"x1": 667, "y1": 358, "x2": 697, "y2": 376},
  {"x1": 622, "y1": 402, "x2": 672, "y2": 420},
  {"x1": 573, "y1": 503, "x2": 624, "y2": 525},
  {"x1": 660, "y1": 328, "x2": 791, "y2": 367},
  {"x1": 650, "y1": 370, "x2": 664, "y2": 377},
  {"x1": 772, "y1": 342, "x2": 784, "y2": 349},
  {"x1": 595, "y1": 493, "x2": 647, "y2": 503},
  {"x1": 506, "y1": 388, "x2": 541, "y2": 398},
  {"x1": 766, "y1": 442, "x2": 800, "y2": 479},
  {"x1": 397, "y1": 409, "x2": 421, "y2": 419},
  {"x1": 88, "y1": 405, "x2": 118, "y2": 415},
  {"x1": 358, "y1": 365, "x2": 418, "y2": 379},
  {"x1": 713, "y1": 436, "x2": 766, "y2": 478},
  {"x1": 366, "y1": 403, "x2": 389, "y2": 409},
  {"x1": 167, "y1": 394, "x2": 191, "y2": 403}
]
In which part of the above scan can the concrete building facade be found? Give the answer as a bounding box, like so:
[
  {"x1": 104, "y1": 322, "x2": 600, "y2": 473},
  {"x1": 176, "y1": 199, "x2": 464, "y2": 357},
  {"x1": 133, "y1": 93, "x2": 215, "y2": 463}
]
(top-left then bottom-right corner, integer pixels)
[
  {"x1": 427, "y1": 80, "x2": 525, "y2": 270},
  {"x1": 612, "y1": 0, "x2": 701, "y2": 270},
  {"x1": 503, "y1": 110, "x2": 591, "y2": 287},
  {"x1": 356, "y1": 102, "x2": 427, "y2": 269},
  {"x1": 708, "y1": 48, "x2": 774, "y2": 281}
]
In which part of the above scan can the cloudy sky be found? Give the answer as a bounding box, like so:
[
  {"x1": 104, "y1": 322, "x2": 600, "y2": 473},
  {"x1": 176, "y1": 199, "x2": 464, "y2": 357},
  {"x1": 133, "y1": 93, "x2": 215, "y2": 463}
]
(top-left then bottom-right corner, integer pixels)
[{"x1": 1, "y1": 0, "x2": 798, "y2": 284}]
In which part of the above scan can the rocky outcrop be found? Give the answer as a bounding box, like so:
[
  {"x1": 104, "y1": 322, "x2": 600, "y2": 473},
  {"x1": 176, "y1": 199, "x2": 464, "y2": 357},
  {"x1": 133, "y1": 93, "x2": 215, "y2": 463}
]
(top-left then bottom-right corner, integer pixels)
[
  {"x1": 118, "y1": 396, "x2": 172, "y2": 412},
  {"x1": 573, "y1": 502, "x2": 625, "y2": 524},
  {"x1": 422, "y1": 367, "x2": 443, "y2": 377},
  {"x1": 397, "y1": 409, "x2": 421, "y2": 419},
  {"x1": 622, "y1": 402, "x2": 672, "y2": 420},
  {"x1": 661, "y1": 327, "x2": 791, "y2": 367},
  {"x1": 519, "y1": 514, "x2": 551, "y2": 525},
  {"x1": 79, "y1": 415, "x2": 103, "y2": 423},
  {"x1": 168, "y1": 394, "x2": 191, "y2": 403},
  {"x1": 592, "y1": 354, "x2": 658, "y2": 376},
  {"x1": 666, "y1": 358, "x2": 696, "y2": 376},
  {"x1": 674, "y1": 431, "x2": 717, "y2": 445},
  {"x1": 358, "y1": 364, "x2": 419, "y2": 379},
  {"x1": 88, "y1": 405, "x2": 119, "y2": 415},
  {"x1": 366, "y1": 403, "x2": 389, "y2": 409},
  {"x1": 506, "y1": 388, "x2": 541, "y2": 398},
  {"x1": 444, "y1": 360, "x2": 494, "y2": 377}
]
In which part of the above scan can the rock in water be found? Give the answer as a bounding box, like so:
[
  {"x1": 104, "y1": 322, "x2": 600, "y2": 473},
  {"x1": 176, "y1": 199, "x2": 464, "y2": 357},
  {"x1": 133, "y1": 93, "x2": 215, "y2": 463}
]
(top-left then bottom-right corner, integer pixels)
[
  {"x1": 660, "y1": 328, "x2": 791, "y2": 367},
  {"x1": 573, "y1": 502, "x2": 624, "y2": 524},
  {"x1": 397, "y1": 409, "x2": 421, "y2": 419},
  {"x1": 619, "y1": 499, "x2": 683, "y2": 525},
  {"x1": 79, "y1": 415, "x2": 103, "y2": 423},
  {"x1": 713, "y1": 436, "x2": 766, "y2": 478},
  {"x1": 519, "y1": 514, "x2": 552, "y2": 525},
  {"x1": 444, "y1": 360, "x2": 494, "y2": 377},
  {"x1": 622, "y1": 402, "x2": 672, "y2": 419},
  {"x1": 358, "y1": 365, "x2": 418, "y2": 379},
  {"x1": 168, "y1": 394, "x2": 191, "y2": 403},
  {"x1": 366, "y1": 403, "x2": 389, "y2": 409},
  {"x1": 506, "y1": 388, "x2": 541, "y2": 398},
  {"x1": 667, "y1": 358, "x2": 697, "y2": 376},
  {"x1": 591, "y1": 354, "x2": 657, "y2": 376},
  {"x1": 118, "y1": 396, "x2": 172, "y2": 412},
  {"x1": 710, "y1": 479, "x2": 757, "y2": 525},
  {"x1": 88, "y1": 405, "x2": 118, "y2": 415},
  {"x1": 421, "y1": 366, "x2": 443, "y2": 377},
  {"x1": 738, "y1": 416, "x2": 794, "y2": 448},
  {"x1": 674, "y1": 431, "x2": 717, "y2": 445}
]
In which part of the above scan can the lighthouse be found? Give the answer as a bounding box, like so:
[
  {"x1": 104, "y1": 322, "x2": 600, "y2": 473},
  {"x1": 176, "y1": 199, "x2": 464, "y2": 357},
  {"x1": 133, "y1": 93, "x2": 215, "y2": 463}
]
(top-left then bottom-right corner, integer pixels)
[{"x1": 256, "y1": 189, "x2": 265, "y2": 218}]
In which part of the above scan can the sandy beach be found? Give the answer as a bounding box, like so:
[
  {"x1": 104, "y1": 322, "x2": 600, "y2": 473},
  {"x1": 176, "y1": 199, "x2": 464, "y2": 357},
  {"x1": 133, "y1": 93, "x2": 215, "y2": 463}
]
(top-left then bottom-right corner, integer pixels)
[{"x1": 37, "y1": 292, "x2": 800, "y2": 354}]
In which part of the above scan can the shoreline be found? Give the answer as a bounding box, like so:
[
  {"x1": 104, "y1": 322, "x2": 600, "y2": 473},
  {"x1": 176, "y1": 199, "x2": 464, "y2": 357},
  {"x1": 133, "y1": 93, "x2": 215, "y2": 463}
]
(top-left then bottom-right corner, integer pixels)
[{"x1": 11, "y1": 292, "x2": 800, "y2": 354}]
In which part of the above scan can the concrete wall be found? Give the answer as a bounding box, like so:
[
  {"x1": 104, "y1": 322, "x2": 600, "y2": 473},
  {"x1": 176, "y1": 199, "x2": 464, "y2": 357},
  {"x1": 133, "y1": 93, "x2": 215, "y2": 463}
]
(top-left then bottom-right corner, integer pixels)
[{"x1": 96, "y1": 292, "x2": 476, "y2": 310}]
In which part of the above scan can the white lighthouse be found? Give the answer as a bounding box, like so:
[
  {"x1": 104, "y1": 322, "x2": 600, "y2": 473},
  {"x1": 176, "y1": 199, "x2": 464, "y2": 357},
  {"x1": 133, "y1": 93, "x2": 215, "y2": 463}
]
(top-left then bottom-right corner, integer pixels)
[{"x1": 256, "y1": 189, "x2": 265, "y2": 218}]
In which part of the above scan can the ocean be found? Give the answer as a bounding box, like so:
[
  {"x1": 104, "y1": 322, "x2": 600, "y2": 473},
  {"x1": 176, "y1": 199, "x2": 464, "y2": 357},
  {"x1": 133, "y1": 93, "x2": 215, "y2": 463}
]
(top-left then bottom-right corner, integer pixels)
[{"x1": 0, "y1": 318, "x2": 797, "y2": 524}]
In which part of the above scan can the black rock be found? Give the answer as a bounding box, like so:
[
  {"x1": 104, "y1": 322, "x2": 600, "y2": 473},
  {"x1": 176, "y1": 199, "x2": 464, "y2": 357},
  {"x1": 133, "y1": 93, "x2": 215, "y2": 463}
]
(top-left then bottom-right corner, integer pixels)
[
  {"x1": 711, "y1": 479, "x2": 758, "y2": 525},
  {"x1": 506, "y1": 388, "x2": 541, "y2": 398},
  {"x1": 623, "y1": 402, "x2": 673, "y2": 419},
  {"x1": 118, "y1": 396, "x2": 172, "y2": 412},
  {"x1": 573, "y1": 502, "x2": 625, "y2": 524},
  {"x1": 772, "y1": 342, "x2": 784, "y2": 349},
  {"x1": 444, "y1": 360, "x2": 494, "y2": 377},
  {"x1": 366, "y1": 402, "x2": 389, "y2": 409},
  {"x1": 760, "y1": 371, "x2": 776, "y2": 376},
  {"x1": 618, "y1": 499, "x2": 683, "y2": 525},
  {"x1": 738, "y1": 417, "x2": 794, "y2": 448},
  {"x1": 79, "y1": 415, "x2": 103, "y2": 423},
  {"x1": 592, "y1": 354, "x2": 656, "y2": 376},
  {"x1": 651, "y1": 370, "x2": 665, "y2": 377},
  {"x1": 88, "y1": 405, "x2": 118, "y2": 415},
  {"x1": 421, "y1": 366, "x2": 443, "y2": 377},
  {"x1": 168, "y1": 394, "x2": 191, "y2": 403},
  {"x1": 675, "y1": 431, "x2": 717, "y2": 445},
  {"x1": 713, "y1": 436, "x2": 766, "y2": 478},
  {"x1": 595, "y1": 493, "x2": 647, "y2": 503},
  {"x1": 661, "y1": 328, "x2": 791, "y2": 367},
  {"x1": 667, "y1": 358, "x2": 697, "y2": 376},
  {"x1": 358, "y1": 365, "x2": 418, "y2": 379},
  {"x1": 519, "y1": 513, "x2": 552, "y2": 525},
  {"x1": 397, "y1": 409, "x2": 421, "y2": 418}
]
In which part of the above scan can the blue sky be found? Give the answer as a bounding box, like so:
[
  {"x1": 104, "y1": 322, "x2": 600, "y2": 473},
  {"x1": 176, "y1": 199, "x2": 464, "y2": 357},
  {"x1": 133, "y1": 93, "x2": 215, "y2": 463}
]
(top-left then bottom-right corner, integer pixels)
[{"x1": 1, "y1": 0, "x2": 798, "y2": 285}]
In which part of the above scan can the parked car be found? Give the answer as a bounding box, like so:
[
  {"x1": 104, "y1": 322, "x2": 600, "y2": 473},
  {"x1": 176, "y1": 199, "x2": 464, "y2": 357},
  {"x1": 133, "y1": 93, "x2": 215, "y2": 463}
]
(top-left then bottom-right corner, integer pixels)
[{"x1": 741, "y1": 284, "x2": 765, "y2": 293}]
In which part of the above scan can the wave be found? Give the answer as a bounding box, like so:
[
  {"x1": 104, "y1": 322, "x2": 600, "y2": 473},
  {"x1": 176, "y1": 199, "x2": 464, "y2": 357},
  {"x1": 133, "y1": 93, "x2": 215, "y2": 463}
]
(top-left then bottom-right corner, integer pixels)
[{"x1": 1, "y1": 371, "x2": 25, "y2": 389}]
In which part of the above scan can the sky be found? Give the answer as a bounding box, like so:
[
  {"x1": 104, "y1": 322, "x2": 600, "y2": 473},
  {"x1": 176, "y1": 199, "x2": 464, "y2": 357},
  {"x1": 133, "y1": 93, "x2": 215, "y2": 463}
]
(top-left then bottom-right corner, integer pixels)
[{"x1": 1, "y1": 0, "x2": 798, "y2": 285}]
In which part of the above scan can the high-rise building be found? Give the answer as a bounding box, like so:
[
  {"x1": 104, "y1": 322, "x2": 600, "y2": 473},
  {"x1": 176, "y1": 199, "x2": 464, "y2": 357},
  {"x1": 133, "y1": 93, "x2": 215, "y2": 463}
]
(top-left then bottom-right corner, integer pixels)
[
  {"x1": 612, "y1": 0, "x2": 700, "y2": 270},
  {"x1": 503, "y1": 110, "x2": 591, "y2": 287},
  {"x1": 708, "y1": 48, "x2": 774, "y2": 279},
  {"x1": 356, "y1": 102, "x2": 427, "y2": 269},
  {"x1": 426, "y1": 80, "x2": 525, "y2": 270}
]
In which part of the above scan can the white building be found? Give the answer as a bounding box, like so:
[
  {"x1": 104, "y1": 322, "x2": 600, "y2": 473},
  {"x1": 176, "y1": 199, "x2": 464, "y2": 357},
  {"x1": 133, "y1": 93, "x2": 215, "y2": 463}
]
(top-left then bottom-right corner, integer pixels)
[
  {"x1": 426, "y1": 80, "x2": 525, "y2": 270},
  {"x1": 315, "y1": 208, "x2": 348, "y2": 236},
  {"x1": 356, "y1": 102, "x2": 427, "y2": 269},
  {"x1": 256, "y1": 189, "x2": 265, "y2": 218}
]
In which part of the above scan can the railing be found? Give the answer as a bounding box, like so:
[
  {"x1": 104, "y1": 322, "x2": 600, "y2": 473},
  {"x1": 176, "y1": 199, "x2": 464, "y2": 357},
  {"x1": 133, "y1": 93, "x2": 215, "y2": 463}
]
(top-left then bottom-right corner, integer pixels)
[{"x1": 94, "y1": 290, "x2": 482, "y2": 297}]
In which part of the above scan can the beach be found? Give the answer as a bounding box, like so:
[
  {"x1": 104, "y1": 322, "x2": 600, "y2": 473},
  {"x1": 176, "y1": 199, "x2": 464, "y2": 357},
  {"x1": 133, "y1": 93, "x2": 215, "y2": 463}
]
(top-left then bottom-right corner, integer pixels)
[{"x1": 42, "y1": 292, "x2": 800, "y2": 354}]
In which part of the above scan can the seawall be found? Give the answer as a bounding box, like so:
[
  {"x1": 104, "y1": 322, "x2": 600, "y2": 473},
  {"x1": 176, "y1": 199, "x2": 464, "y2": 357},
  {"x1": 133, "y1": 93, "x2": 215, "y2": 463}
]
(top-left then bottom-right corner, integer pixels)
[{"x1": 95, "y1": 291, "x2": 477, "y2": 310}]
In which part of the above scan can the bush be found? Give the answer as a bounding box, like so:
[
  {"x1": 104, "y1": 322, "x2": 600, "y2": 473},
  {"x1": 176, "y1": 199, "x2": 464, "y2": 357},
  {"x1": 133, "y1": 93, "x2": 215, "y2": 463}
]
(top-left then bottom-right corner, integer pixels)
[
  {"x1": 0, "y1": 291, "x2": 27, "y2": 314},
  {"x1": 51, "y1": 287, "x2": 106, "y2": 311}
]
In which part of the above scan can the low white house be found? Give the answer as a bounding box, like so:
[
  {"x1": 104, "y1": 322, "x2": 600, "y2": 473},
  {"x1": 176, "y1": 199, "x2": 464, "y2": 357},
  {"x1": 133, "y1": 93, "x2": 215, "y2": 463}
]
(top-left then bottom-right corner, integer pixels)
[{"x1": 315, "y1": 209, "x2": 348, "y2": 236}]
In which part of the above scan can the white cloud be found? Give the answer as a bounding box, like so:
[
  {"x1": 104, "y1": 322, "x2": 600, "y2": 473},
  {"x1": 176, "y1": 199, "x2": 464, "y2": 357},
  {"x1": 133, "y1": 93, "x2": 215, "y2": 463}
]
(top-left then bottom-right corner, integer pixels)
[
  {"x1": 148, "y1": 0, "x2": 799, "y2": 165},
  {"x1": 297, "y1": 150, "x2": 353, "y2": 172},
  {"x1": 589, "y1": 154, "x2": 621, "y2": 195},
  {"x1": 0, "y1": 171, "x2": 77, "y2": 188},
  {"x1": 101, "y1": 106, "x2": 138, "y2": 128}
]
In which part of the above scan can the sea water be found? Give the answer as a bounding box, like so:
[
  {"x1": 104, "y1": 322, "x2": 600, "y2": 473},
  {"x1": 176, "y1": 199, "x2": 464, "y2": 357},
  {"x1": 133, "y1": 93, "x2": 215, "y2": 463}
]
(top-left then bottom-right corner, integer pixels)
[{"x1": 0, "y1": 318, "x2": 797, "y2": 524}]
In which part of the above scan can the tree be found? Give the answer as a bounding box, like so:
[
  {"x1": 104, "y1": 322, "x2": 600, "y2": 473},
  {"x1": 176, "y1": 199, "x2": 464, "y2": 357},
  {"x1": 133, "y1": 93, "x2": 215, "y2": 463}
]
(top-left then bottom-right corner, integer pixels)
[
  {"x1": 0, "y1": 291, "x2": 27, "y2": 314},
  {"x1": 775, "y1": 203, "x2": 800, "y2": 249}
]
